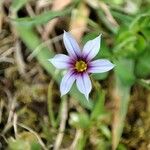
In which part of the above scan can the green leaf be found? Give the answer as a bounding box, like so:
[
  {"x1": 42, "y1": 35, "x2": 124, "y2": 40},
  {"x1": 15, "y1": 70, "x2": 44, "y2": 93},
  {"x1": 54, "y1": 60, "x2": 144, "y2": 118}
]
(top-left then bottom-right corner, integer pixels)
[
  {"x1": 99, "y1": 125, "x2": 111, "y2": 139},
  {"x1": 91, "y1": 72, "x2": 108, "y2": 81},
  {"x1": 114, "y1": 28, "x2": 146, "y2": 58},
  {"x1": 113, "y1": 30, "x2": 136, "y2": 57},
  {"x1": 10, "y1": 0, "x2": 30, "y2": 12},
  {"x1": 11, "y1": 7, "x2": 72, "y2": 27},
  {"x1": 114, "y1": 59, "x2": 135, "y2": 86},
  {"x1": 76, "y1": 130, "x2": 87, "y2": 150},
  {"x1": 135, "y1": 48, "x2": 150, "y2": 78},
  {"x1": 141, "y1": 27, "x2": 150, "y2": 39},
  {"x1": 130, "y1": 13, "x2": 150, "y2": 33},
  {"x1": 113, "y1": 13, "x2": 150, "y2": 58},
  {"x1": 134, "y1": 34, "x2": 146, "y2": 54},
  {"x1": 91, "y1": 90, "x2": 105, "y2": 120},
  {"x1": 111, "y1": 10, "x2": 133, "y2": 26},
  {"x1": 31, "y1": 142, "x2": 41, "y2": 150},
  {"x1": 105, "y1": 0, "x2": 124, "y2": 5}
]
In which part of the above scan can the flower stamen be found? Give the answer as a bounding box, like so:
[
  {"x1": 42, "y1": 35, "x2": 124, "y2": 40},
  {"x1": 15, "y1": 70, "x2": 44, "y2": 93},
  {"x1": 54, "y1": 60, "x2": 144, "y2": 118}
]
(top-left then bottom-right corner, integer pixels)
[{"x1": 75, "y1": 60, "x2": 87, "y2": 72}]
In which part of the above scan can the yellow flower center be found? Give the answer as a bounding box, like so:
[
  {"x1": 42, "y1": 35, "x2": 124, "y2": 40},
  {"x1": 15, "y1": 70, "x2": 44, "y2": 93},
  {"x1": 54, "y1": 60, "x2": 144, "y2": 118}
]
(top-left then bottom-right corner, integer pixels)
[{"x1": 75, "y1": 60, "x2": 87, "y2": 72}]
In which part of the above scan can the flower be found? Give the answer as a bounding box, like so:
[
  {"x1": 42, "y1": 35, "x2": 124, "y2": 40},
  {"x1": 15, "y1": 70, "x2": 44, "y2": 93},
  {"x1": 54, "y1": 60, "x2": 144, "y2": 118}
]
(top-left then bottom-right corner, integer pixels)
[{"x1": 49, "y1": 31, "x2": 115, "y2": 100}]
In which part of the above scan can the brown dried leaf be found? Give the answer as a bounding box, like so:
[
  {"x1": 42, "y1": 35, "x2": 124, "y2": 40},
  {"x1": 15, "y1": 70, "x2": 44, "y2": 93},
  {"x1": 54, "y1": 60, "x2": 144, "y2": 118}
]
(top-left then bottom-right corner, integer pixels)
[{"x1": 69, "y1": 2, "x2": 89, "y2": 42}]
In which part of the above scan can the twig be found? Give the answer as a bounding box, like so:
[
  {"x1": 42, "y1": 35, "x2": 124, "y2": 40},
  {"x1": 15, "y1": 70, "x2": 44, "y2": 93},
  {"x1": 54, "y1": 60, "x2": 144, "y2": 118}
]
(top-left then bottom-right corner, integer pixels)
[
  {"x1": 14, "y1": 40, "x2": 26, "y2": 76},
  {"x1": 54, "y1": 97, "x2": 68, "y2": 150},
  {"x1": 4, "y1": 89, "x2": 16, "y2": 123},
  {"x1": 1, "y1": 90, "x2": 16, "y2": 135},
  {"x1": 17, "y1": 123, "x2": 48, "y2": 150},
  {"x1": 2, "y1": 122, "x2": 13, "y2": 135},
  {"x1": 13, "y1": 113, "x2": 18, "y2": 139},
  {"x1": 0, "y1": 57, "x2": 14, "y2": 63},
  {"x1": 7, "y1": 99, "x2": 16, "y2": 124},
  {"x1": 0, "y1": 100, "x2": 4, "y2": 123},
  {"x1": 0, "y1": 47, "x2": 14, "y2": 57},
  {"x1": 0, "y1": 0, "x2": 4, "y2": 32},
  {"x1": 69, "y1": 129, "x2": 83, "y2": 149}
]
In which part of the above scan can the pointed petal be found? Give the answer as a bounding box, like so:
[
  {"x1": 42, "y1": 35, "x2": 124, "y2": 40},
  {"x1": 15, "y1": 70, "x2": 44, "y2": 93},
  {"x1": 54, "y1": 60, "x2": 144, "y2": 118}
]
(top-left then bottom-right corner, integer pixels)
[
  {"x1": 63, "y1": 31, "x2": 81, "y2": 58},
  {"x1": 60, "y1": 70, "x2": 76, "y2": 96},
  {"x1": 82, "y1": 34, "x2": 102, "y2": 60},
  {"x1": 48, "y1": 54, "x2": 71, "y2": 69},
  {"x1": 76, "y1": 73, "x2": 92, "y2": 100},
  {"x1": 88, "y1": 59, "x2": 115, "y2": 73}
]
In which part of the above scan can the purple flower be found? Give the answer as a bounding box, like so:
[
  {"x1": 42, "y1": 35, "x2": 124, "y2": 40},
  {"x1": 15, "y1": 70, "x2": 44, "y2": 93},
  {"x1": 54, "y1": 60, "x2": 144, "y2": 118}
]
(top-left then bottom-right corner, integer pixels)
[{"x1": 49, "y1": 31, "x2": 115, "y2": 100}]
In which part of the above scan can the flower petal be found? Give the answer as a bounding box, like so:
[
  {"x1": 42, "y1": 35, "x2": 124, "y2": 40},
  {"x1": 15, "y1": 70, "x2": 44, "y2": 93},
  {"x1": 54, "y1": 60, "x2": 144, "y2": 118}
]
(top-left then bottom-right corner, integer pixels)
[
  {"x1": 63, "y1": 31, "x2": 81, "y2": 58},
  {"x1": 76, "y1": 73, "x2": 92, "y2": 100},
  {"x1": 48, "y1": 54, "x2": 71, "y2": 69},
  {"x1": 82, "y1": 34, "x2": 102, "y2": 61},
  {"x1": 88, "y1": 59, "x2": 115, "y2": 73},
  {"x1": 60, "y1": 70, "x2": 76, "y2": 96}
]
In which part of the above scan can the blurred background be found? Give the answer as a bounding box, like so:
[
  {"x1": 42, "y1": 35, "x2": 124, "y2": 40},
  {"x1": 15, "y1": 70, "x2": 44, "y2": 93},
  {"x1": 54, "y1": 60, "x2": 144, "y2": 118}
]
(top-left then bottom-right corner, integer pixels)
[{"x1": 0, "y1": 0, "x2": 150, "y2": 149}]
